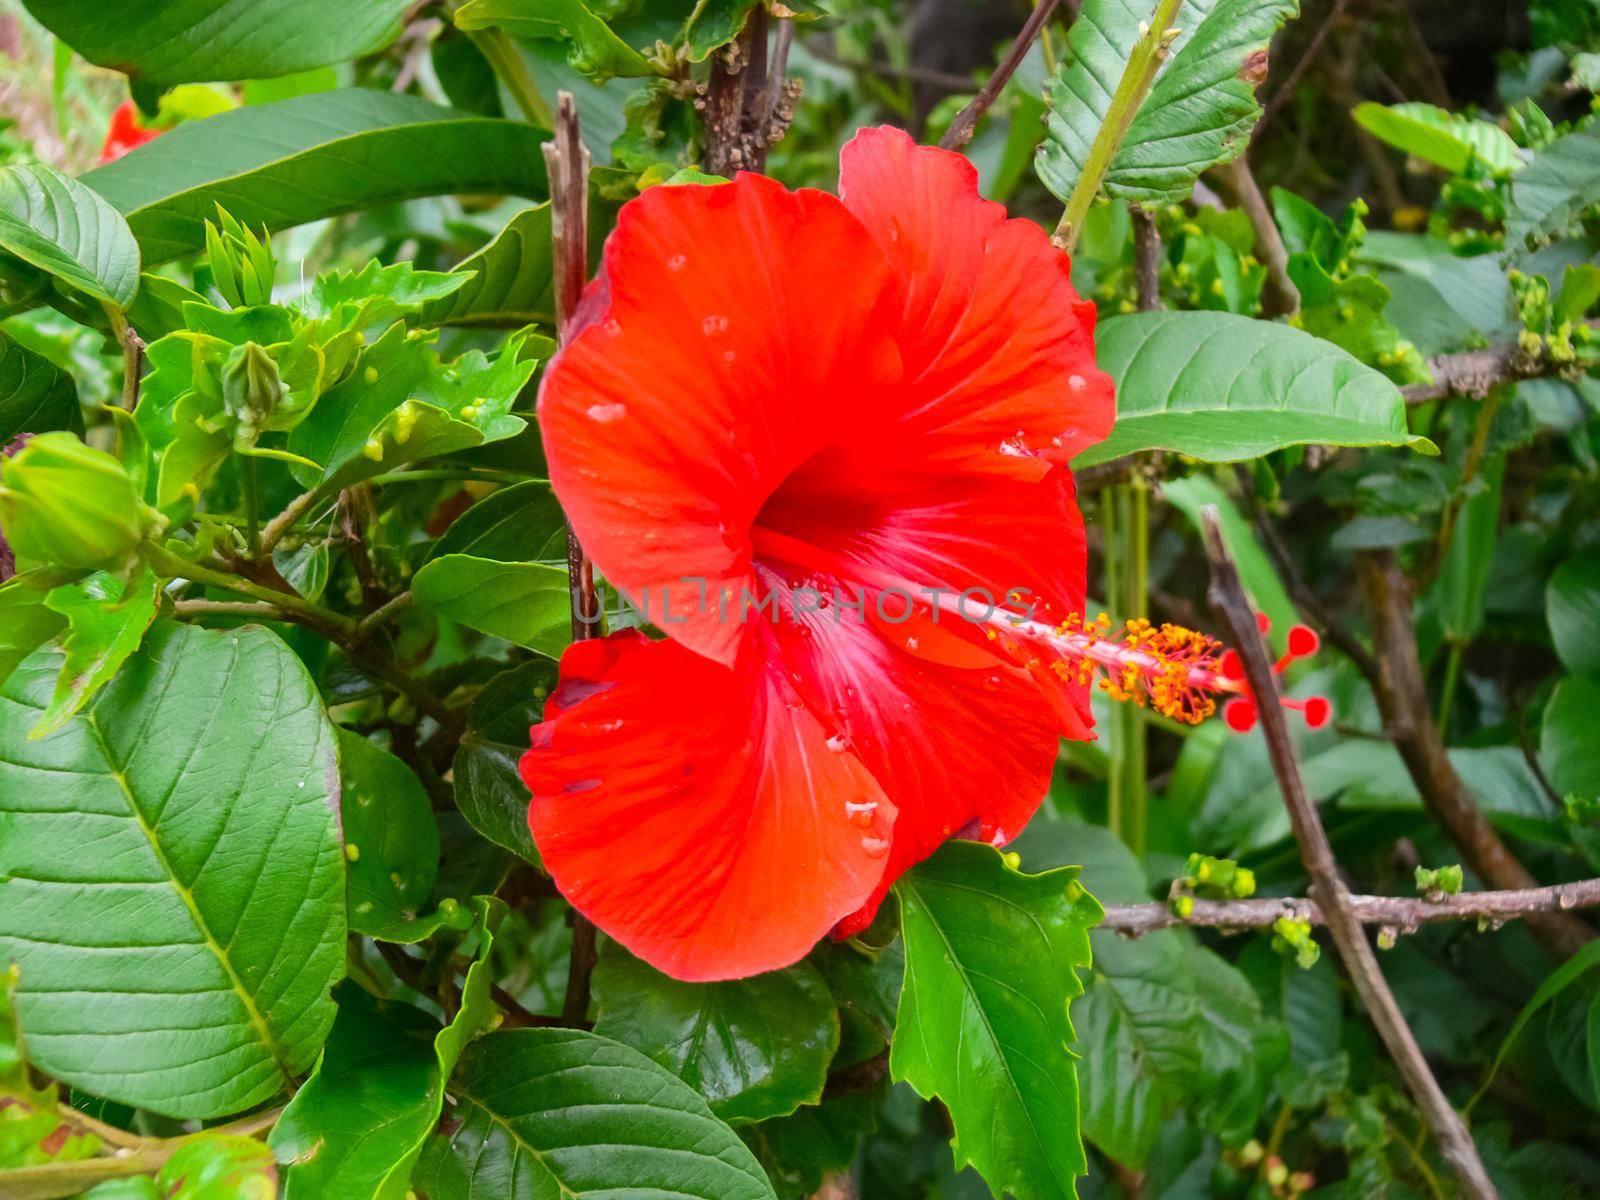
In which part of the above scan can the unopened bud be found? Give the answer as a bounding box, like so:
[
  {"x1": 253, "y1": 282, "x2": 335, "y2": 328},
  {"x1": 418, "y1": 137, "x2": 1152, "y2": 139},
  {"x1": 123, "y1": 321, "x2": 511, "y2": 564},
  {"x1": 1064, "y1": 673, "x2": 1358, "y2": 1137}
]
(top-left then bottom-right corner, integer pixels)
[{"x1": 0, "y1": 433, "x2": 159, "y2": 569}]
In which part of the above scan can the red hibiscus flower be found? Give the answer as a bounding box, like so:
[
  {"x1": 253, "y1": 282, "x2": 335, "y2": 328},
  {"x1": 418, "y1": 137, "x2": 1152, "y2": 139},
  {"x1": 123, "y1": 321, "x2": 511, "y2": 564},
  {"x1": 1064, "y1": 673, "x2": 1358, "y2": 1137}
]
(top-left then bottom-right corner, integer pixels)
[
  {"x1": 520, "y1": 127, "x2": 1118, "y2": 982},
  {"x1": 99, "y1": 101, "x2": 161, "y2": 164}
]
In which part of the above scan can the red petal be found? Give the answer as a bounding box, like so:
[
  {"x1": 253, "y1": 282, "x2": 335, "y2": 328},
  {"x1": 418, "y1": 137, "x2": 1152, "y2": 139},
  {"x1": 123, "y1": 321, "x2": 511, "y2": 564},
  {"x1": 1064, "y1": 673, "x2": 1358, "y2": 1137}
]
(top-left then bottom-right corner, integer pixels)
[
  {"x1": 522, "y1": 630, "x2": 896, "y2": 982},
  {"x1": 758, "y1": 578, "x2": 1065, "y2": 937},
  {"x1": 537, "y1": 175, "x2": 900, "y2": 667},
  {"x1": 837, "y1": 127, "x2": 1114, "y2": 479}
]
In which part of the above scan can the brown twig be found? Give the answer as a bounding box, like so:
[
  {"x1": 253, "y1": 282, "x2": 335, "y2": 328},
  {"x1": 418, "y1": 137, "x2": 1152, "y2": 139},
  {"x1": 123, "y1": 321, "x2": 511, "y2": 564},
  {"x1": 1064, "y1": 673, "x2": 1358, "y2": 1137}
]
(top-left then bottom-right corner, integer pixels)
[
  {"x1": 1400, "y1": 330, "x2": 1596, "y2": 405},
  {"x1": 543, "y1": 93, "x2": 603, "y2": 1027},
  {"x1": 703, "y1": 9, "x2": 775, "y2": 176},
  {"x1": 1101, "y1": 878, "x2": 1600, "y2": 936},
  {"x1": 822, "y1": 1048, "x2": 890, "y2": 1098},
  {"x1": 939, "y1": 0, "x2": 1066, "y2": 151},
  {"x1": 1132, "y1": 210, "x2": 1162, "y2": 312},
  {"x1": 1202, "y1": 507, "x2": 1497, "y2": 1200},
  {"x1": 1356, "y1": 551, "x2": 1594, "y2": 958}
]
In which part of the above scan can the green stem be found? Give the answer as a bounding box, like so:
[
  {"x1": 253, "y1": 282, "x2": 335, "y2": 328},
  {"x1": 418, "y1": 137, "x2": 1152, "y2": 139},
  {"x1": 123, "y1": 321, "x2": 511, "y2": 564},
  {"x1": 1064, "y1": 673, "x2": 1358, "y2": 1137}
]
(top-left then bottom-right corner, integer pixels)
[
  {"x1": 241, "y1": 453, "x2": 261, "y2": 556},
  {"x1": 142, "y1": 541, "x2": 355, "y2": 637},
  {"x1": 1436, "y1": 640, "x2": 1464, "y2": 736},
  {"x1": 470, "y1": 28, "x2": 555, "y2": 127},
  {"x1": 1051, "y1": 0, "x2": 1186, "y2": 253},
  {"x1": 366, "y1": 467, "x2": 536, "y2": 486}
]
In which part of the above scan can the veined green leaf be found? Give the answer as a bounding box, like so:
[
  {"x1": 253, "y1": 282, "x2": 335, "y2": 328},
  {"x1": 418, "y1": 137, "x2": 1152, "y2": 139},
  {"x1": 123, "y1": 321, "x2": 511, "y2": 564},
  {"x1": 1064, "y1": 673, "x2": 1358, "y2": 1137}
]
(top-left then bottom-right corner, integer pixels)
[
  {"x1": 421, "y1": 204, "x2": 556, "y2": 328},
  {"x1": 32, "y1": 563, "x2": 161, "y2": 738},
  {"x1": 1076, "y1": 310, "x2": 1431, "y2": 466},
  {"x1": 1506, "y1": 124, "x2": 1600, "y2": 248},
  {"x1": 1037, "y1": 0, "x2": 1299, "y2": 207},
  {"x1": 0, "y1": 328, "x2": 80, "y2": 442},
  {"x1": 22, "y1": 0, "x2": 411, "y2": 85},
  {"x1": 412, "y1": 554, "x2": 569, "y2": 658},
  {"x1": 417, "y1": 1028, "x2": 777, "y2": 1198},
  {"x1": 891, "y1": 841, "x2": 1100, "y2": 1200},
  {"x1": 337, "y1": 730, "x2": 450, "y2": 943},
  {"x1": 593, "y1": 944, "x2": 839, "y2": 1124},
  {"x1": 0, "y1": 622, "x2": 345, "y2": 1118},
  {"x1": 1353, "y1": 102, "x2": 1523, "y2": 175},
  {"x1": 1548, "y1": 555, "x2": 1600, "y2": 676},
  {"x1": 83, "y1": 91, "x2": 549, "y2": 263},
  {"x1": 0, "y1": 163, "x2": 140, "y2": 310},
  {"x1": 453, "y1": 658, "x2": 556, "y2": 865},
  {"x1": 455, "y1": 0, "x2": 656, "y2": 81},
  {"x1": 271, "y1": 899, "x2": 505, "y2": 1199}
]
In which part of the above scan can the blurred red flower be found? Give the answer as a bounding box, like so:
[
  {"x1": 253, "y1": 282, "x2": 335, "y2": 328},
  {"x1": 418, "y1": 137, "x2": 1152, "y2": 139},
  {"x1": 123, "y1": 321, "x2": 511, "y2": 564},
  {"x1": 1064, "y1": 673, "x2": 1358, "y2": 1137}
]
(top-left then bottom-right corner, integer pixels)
[
  {"x1": 521, "y1": 127, "x2": 1115, "y2": 981},
  {"x1": 99, "y1": 101, "x2": 161, "y2": 163}
]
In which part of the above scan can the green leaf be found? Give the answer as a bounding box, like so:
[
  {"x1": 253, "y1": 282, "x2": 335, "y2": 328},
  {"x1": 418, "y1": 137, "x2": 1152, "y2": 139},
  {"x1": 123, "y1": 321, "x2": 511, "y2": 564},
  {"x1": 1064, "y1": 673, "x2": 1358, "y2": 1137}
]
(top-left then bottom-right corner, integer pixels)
[
  {"x1": 429, "y1": 480, "x2": 566, "y2": 563},
  {"x1": 1007, "y1": 821, "x2": 1201, "y2": 1166},
  {"x1": 1287, "y1": 254, "x2": 1429, "y2": 385},
  {"x1": 455, "y1": 0, "x2": 656, "y2": 81},
  {"x1": 83, "y1": 91, "x2": 549, "y2": 263},
  {"x1": 412, "y1": 554, "x2": 569, "y2": 657},
  {"x1": 154, "y1": 1135, "x2": 277, "y2": 1199},
  {"x1": 1435, "y1": 453, "x2": 1504, "y2": 643},
  {"x1": 302, "y1": 261, "x2": 470, "y2": 330},
  {"x1": 0, "y1": 576, "x2": 65, "y2": 691},
  {"x1": 1037, "y1": 0, "x2": 1298, "y2": 208},
  {"x1": 416, "y1": 1027, "x2": 778, "y2": 1199},
  {"x1": 1545, "y1": 674, "x2": 1600, "y2": 799},
  {"x1": 891, "y1": 841, "x2": 1100, "y2": 1200},
  {"x1": 0, "y1": 621, "x2": 345, "y2": 1118},
  {"x1": 738, "y1": 1093, "x2": 876, "y2": 1200},
  {"x1": 421, "y1": 204, "x2": 557, "y2": 328},
  {"x1": 593, "y1": 944, "x2": 839, "y2": 1124},
  {"x1": 0, "y1": 329, "x2": 80, "y2": 443},
  {"x1": 271, "y1": 899, "x2": 504, "y2": 1199},
  {"x1": 337, "y1": 729, "x2": 447, "y2": 942},
  {"x1": 1352, "y1": 102, "x2": 1523, "y2": 175},
  {"x1": 1478, "y1": 941, "x2": 1600, "y2": 1101},
  {"x1": 452, "y1": 658, "x2": 556, "y2": 865},
  {"x1": 0, "y1": 163, "x2": 140, "y2": 310},
  {"x1": 1548, "y1": 555, "x2": 1600, "y2": 676},
  {"x1": 285, "y1": 324, "x2": 535, "y2": 491},
  {"x1": 31, "y1": 564, "x2": 161, "y2": 738},
  {"x1": 1076, "y1": 310, "x2": 1430, "y2": 467},
  {"x1": 1506, "y1": 123, "x2": 1600, "y2": 248},
  {"x1": 22, "y1": 0, "x2": 411, "y2": 85}
]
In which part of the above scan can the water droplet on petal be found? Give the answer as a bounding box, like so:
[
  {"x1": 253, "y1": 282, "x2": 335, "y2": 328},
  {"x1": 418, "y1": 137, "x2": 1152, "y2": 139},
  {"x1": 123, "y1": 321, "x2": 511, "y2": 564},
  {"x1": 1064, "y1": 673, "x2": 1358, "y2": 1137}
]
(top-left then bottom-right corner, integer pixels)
[
  {"x1": 826, "y1": 733, "x2": 848, "y2": 753},
  {"x1": 905, "y1": 636, "x2": 920, "y2": 651},
  {"x1": 586, "y1": 402, "x2": 627, "y2": 422},
  {"x1": 1068, "y1": 374, "x2": 1087, "y2": 392},
  {"x1": 845, "y1": 799, "x2": 877, "y2": 828},
  {"x1": 702, "y1": 314, "x2": 729, "y2": 335},
  {"x1": 668, "y1": 254, "x2": 687, "y2": 271},
  {"x1": 861, "y1": 835, "x2": 891, "y2": 858},
  {"x1": 982, "y1": 674, "x2": 1002, "y2": 692}
]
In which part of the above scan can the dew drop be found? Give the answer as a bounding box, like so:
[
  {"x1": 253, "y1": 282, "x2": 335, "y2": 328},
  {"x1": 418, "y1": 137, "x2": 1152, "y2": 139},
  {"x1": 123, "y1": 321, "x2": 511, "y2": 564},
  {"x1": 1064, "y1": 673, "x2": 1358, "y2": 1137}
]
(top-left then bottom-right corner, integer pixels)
[
  {"x1": 826, "y1": 733, "x2": 848, "y2": 753},
  {"x1": 722, "y1": 349, "x2": 737, "y2": 363},
  {"x1": 845, "y1": 799, "x2": 877, "y2": 828},
  {"x1": 905, "y1": 636, "x2": 920, "y2": 651},
  {"x1": 668, "y1": 254, "x2": 687, "y2": 271},
  {"x1": 1067, "y1": 374, "x2": 1087, "y2": 392},
  {"x1": 596, "y1": 718, "x2": 625, "y2": 732},
  {"x1": 861, "y1": 835, "x2": 891, "y2": 858},
  {"x1": 586, "y1": 402, "x2": 627, "y2": 422},
  {"x1": 702, "y1": 314, "x2": 729, "y2": 335},
  {"x1": 982, "y1": 674, "x2": 1002, "y2": 692}
]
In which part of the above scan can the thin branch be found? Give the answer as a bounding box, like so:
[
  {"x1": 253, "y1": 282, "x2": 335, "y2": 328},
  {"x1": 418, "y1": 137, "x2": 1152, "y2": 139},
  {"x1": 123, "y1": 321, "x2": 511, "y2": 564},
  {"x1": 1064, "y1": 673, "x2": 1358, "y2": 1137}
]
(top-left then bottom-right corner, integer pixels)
[
  {"x1": 1402, "y1": 329, "x2": 1596, "y2": 405},
  {"x1": 1132, "y1": 210, "x2": 1163, "y2": 311},
  {"x1": 357, "y1": 589, "x2": 414, "y2": 635},
  {"x1": 939, "y1": 0, "x2": 1066, "y2": 151},
  {"x1": 258, "y1": 486, "x2": 328, "y2": 557},
  {"x1": 1101, "y1": 877, "x2": 1600, "y2": 937},
  {"x1": 1356, "y1": 551, "x2": 1594, "y2": 958},
  {"x1": 544, "y1": 93, "x2": 603, "y2": 1028},
  {"x1": 1202, "y1": 506, "x2": 1497, "y2": 1200},
  {"x1": 174, "y1": 598, "x2": 284, "y2": 620}
]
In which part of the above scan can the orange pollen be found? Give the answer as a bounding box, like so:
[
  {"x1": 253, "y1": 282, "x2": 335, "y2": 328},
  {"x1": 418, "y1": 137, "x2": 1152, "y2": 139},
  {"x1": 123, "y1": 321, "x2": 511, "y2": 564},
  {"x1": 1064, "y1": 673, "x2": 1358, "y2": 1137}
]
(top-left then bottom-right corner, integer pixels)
[{"x1": 992, "y1": 612, "x2": 1242, "y2": 725}]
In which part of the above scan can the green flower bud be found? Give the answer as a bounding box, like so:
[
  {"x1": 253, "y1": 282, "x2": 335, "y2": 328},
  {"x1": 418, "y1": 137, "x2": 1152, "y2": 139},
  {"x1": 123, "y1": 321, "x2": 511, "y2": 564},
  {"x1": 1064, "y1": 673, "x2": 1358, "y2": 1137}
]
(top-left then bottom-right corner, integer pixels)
[
  {"x1": 0, "y1": 433, "x2": 160, "y2": 569},
  {"x1": 222, "y1": 341, "x2": 289, "y2": 442},
  {"x1": 205, "y1": 205, "x2": 275, "y2": 309}
]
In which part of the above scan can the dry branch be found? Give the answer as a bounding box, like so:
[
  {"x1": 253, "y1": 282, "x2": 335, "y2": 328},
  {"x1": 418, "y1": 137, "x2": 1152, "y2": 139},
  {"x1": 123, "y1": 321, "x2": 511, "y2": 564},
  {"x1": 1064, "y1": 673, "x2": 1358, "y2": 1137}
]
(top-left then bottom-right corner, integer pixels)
[
  {"x1": 1203, "y1": 507, "x2": 1498, "y2": 1200},
  {"x1": 1101, "y1": 877, "x2": 1600, "y2": 937}
]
